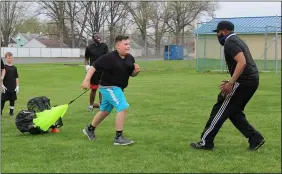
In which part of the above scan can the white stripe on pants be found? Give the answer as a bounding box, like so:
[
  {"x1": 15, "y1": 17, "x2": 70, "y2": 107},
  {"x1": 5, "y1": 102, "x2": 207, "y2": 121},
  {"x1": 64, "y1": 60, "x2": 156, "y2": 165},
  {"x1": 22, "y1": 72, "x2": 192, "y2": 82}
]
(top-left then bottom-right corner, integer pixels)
[{"x1": 201, "y1": 82, "x2": 240, "y2": 145}]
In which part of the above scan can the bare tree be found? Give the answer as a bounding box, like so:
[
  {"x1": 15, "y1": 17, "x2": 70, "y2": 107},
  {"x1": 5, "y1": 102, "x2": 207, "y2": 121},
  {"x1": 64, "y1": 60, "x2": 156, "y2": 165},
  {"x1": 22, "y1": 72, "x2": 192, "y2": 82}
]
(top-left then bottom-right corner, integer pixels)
[
  {"x1": 115, "y1": 12, "x2": 133, "y2": 35},
  {"x1": 166, "y1": 1, "x2": 218, "y2": 44},
  {"x1": 74, "y1": 1, "x2": 92, "y2": 47},
  {"x1": 85, "y1": 1, "x2": 108, "y2": 34},
  {"x1": 0, "y1": 2, "x2": 29, "y2": 46},
  {"x1": 106, "y1": 1, "x2": 129, "y2": 50},
  {"x1": 149, "y1": 2, "x2": 170, "y2": 56},
  {"x1": 127, "y1": 2, "x2": 151, "y2": 41},
  {"x1": 37, "y1": 1, "x2": 66, "y2": 47},
  {"x1": 127, "y1": 2, "x2": 152, "y2": 56},
  {"x1": 65, "y1": 1, "x2": 84, "y2": 48}
]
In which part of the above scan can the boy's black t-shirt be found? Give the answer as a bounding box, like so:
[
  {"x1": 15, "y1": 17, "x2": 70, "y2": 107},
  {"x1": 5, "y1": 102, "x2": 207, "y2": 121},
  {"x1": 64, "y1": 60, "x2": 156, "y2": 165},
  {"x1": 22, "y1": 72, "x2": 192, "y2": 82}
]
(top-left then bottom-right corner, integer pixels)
[
  {"x1": 92, "y1": 50, "x2": 135, "y2": 90},
  {"x1": 3, "y1": 65, "x2": 18, "y2": 92},
  {"x1": 224, "y1": 34, "x2": 259, "y2": 85}
]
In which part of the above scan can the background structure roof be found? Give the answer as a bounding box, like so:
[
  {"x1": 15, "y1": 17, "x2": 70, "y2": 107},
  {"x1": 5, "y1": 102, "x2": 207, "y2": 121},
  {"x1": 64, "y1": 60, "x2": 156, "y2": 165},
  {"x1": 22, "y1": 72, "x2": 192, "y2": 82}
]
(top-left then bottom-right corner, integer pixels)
[{"x1": 195, "y1": 16, "x2": 281, "y2": 35}]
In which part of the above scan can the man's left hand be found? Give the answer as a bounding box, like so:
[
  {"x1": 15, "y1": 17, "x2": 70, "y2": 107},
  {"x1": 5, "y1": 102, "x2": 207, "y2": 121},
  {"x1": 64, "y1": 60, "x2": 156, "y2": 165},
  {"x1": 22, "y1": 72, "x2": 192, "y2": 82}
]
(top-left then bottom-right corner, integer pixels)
[{"x1": 219, "y1": 81, "x2": 234, "y2": 97}]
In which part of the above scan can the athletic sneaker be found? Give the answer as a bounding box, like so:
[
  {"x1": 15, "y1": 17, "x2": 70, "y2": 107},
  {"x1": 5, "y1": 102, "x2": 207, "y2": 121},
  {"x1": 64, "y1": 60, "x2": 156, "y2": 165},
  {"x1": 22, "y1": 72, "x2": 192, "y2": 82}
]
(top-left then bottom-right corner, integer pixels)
[
  {"x1": 190, "y1": 141, "x2": 214, "y2": 150},
  {"x1": 88, "y1": 105, "x2": 93, "y2": 112},
  {"x1": 82, "y1": 126, "x2": 96, "y2": 140},
  {"x1": 114, "y1": 136, "x2": 134, "y2": 146}
]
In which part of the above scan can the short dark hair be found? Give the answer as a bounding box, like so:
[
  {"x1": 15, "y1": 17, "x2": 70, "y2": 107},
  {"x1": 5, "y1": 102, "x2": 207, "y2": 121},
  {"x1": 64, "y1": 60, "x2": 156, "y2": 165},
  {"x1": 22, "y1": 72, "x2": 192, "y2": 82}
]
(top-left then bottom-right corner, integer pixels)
[
  {"x1": 115, "y1": 35, "x2": 129, "y2": 43},
  {"x1": 92, "y1": 32, "x2": 100, "y2": 38},
  {"x1": 212, "y1": 20, "x2": 234, "y2": 33}
]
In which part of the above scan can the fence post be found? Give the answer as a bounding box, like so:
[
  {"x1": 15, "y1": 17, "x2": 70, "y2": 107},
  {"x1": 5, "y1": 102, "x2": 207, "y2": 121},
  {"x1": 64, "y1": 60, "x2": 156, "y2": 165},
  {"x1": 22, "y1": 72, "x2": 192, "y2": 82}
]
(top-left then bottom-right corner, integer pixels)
[
  {"x1": 275, "y1": 15, "x2": 278, "y2": 74},
  {"x1": 196, "y1": 23, "x2": 199, "y2": 71},
  {"x1": 220, "y1": 45, "x2": 223, "y2": 72},
  {"x1": 168, "y1": 34, "x2": 170, "y2": 60},
  {"x1": 264, "y1": 26, "x2": 268, "y2": 71},
  {"x1": 203, "y1": 35, "x2": 206, "y2": 70}
]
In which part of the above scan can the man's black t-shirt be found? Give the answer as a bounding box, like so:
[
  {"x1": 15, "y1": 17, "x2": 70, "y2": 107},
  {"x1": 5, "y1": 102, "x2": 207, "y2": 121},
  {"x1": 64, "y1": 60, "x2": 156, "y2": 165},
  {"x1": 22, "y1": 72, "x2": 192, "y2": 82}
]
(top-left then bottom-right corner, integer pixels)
[
  {"x1": 92, "y1": 50, "x2": 135, "y2": 90},
  {"x1": 224, "y1": 34, "x2": 259, "y2": 85},
  {"x1": 85, "y1": 42, "x2": 109, "y2": 65},
  {"x1": 3, "y1": 65, "x2": 18, "y2": 92},
  {"x1": 1, "y1": 59, "x2": 4, "y2": 70},
  {"x1": 85, "y1": 42, "x2": 109, "y2": 85}
]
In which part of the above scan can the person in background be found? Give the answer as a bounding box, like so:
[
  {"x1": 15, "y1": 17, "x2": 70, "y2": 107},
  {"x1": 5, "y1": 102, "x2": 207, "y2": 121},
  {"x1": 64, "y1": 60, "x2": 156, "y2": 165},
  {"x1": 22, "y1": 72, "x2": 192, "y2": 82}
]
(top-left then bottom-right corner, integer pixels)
[
  {"x1": 84, "y1": 33, "x2": 109, "y2": 112},
  {"x1": 1, "y1": 52, "x2": 19, "y2": 116}
]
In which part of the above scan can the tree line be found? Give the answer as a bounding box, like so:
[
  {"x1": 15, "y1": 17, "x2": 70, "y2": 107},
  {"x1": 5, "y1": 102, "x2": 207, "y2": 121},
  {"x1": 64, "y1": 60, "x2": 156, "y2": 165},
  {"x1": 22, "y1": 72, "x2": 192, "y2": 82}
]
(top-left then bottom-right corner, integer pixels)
[{"x1": 0, "y1": 1, "x2": 218, "y2": 55}]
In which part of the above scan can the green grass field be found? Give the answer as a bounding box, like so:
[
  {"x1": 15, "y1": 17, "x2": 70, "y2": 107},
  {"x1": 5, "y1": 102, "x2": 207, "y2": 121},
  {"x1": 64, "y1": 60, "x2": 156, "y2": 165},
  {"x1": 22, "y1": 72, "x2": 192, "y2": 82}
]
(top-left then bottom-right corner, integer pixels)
[
  {"x1": 197, "y1": 58, "x2": 281, "y2": 72},
  {"x1": 1, "y1": 60, "x2": 281, "y2": 173}
]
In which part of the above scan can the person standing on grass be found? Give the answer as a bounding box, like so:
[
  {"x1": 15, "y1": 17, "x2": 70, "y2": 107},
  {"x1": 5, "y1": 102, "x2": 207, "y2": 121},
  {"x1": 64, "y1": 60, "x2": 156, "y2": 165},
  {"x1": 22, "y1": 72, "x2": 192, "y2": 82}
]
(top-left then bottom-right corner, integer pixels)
[
  {"x1": 81, "y1": 35, "x2": 140, "y2": 146},
  {"x1": 190, "y1": 20, "x2": 265, "y2": 151},
  {"x1": 84, "y1": 33, "x2": 109, "y2": 111},
  {"x1": 1, "y1": 58, "x2": 6, "y2": 99},
  {"x1": 1, "y1": 52, "x2": 19, "y2": 116}
]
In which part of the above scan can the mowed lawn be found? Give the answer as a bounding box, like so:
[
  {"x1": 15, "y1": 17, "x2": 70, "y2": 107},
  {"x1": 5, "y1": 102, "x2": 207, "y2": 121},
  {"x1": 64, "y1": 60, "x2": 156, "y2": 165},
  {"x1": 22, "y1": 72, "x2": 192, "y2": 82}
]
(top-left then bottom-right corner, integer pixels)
[{"x1": 1, "y1": 60, "x2": 281, "y2": 173}]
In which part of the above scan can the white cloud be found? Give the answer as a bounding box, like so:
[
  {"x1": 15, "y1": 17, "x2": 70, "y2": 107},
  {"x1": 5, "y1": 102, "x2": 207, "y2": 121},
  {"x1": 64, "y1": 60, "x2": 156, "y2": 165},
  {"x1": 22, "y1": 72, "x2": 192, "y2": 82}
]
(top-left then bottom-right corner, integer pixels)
[{"x1": 200, "y1": 2, "x2": 281, "y2": 22}]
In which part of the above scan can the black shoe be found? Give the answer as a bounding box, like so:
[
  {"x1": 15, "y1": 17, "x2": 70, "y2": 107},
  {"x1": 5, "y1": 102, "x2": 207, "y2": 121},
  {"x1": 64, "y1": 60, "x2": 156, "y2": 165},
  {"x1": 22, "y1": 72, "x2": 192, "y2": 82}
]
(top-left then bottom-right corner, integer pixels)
[
  {"x1": 9, "y1": 112, "x2": 14, "y2": 116},
  {"x1": 249, "y1": 138, "x2": 265, "y2": 151},
  {"x1": 190, "y1": 141, "x2": 214, "y2": 150}
]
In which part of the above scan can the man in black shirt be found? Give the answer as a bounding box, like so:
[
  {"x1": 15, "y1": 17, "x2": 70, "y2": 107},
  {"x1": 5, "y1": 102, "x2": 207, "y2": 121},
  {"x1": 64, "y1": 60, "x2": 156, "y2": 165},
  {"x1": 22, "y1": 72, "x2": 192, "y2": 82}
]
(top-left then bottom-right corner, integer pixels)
[
  {"x1": 1, "y1": 52, "x2": 19, "y2": 116},
  {"x1": 1, "y1": 58, "x2": 5, "y2": 102},
  {"x1": 191, "y1": 21, "x2": 264, "y2": 151},
  {"x1": 85, "y1": 33, "x2": 109, "y2": 111},
  {"x1": 1, "y1": 58, "x2": 6, "y2": 84},
  {"x1": 1, "y1": 58, "x2": 5, "y2": 77},
  {"x1": 81, "y1": 35, "x2": 140, "y2": 146}
]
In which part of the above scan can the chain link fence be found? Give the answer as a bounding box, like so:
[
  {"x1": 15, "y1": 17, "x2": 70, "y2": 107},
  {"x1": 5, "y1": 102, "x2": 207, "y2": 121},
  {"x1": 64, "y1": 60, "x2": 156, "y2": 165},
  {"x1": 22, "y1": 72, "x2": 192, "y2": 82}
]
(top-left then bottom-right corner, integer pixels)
[
  {"x1": 195, "y1": 25, "x2": 281, "y2": 73},
  {"x1": 84, "y1": 33, "x2": 196, "y2": 60}
]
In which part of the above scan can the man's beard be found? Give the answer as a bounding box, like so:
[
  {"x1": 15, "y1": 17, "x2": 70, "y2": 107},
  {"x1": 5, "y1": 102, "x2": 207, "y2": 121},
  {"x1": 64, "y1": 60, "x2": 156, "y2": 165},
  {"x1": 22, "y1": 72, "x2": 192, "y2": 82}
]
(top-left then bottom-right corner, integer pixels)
[{"x1": 94, "y1": 39, "x2": 101, "y2": 43}]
